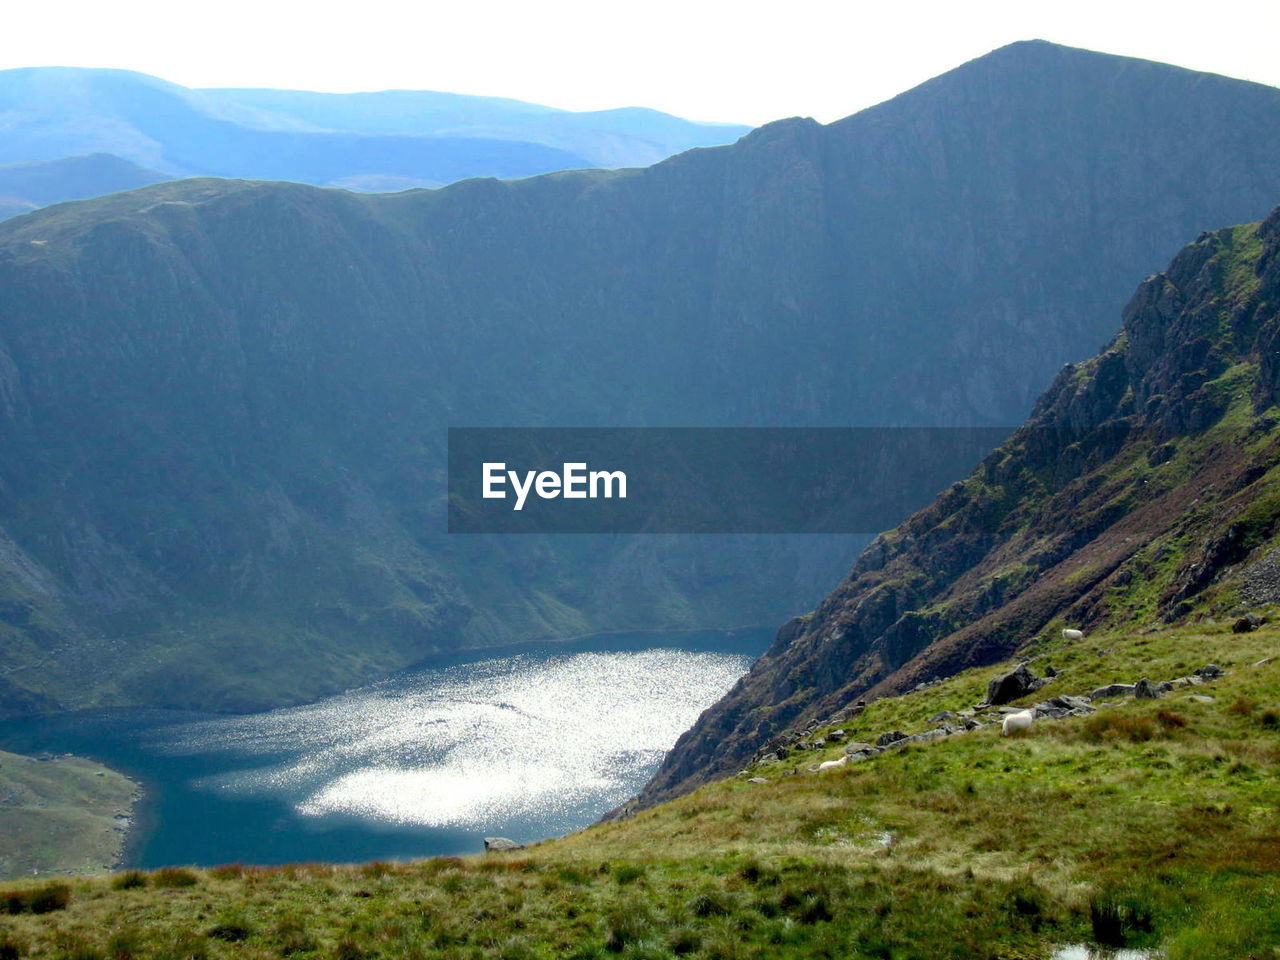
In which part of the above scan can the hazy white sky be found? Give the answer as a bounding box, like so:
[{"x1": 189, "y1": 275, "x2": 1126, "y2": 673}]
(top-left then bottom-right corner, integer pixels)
[{"x1": 4, "y1": 0, "x2": 1278, "y2": 125}]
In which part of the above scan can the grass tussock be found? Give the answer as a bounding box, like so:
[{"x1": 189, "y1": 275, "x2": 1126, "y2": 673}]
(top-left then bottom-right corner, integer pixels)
[
  {"x1": 0, "y1": 884, "x2": 70, "y2": 916},
  {"x1": 110, "y1": 871, "x2": 147, "y2": 891},
  {"x1": 149, "y1": 867, "x2": 198, "y2": 889}
]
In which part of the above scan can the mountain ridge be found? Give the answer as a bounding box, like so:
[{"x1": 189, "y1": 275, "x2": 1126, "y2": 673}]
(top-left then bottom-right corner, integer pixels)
[
  {"x1": 0, "y1": 65, "x2": 751, "y2": 190},
  {"x1": 192, "y1": 85, "x2": 751, "y2": 169}
]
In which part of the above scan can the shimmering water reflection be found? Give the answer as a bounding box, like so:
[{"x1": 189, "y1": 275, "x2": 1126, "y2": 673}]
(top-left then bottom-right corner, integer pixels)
[
  {"x1": 0, "y1": 631, "x2": 765, "y2": 867},
  {"x1": 171, "y1": 647, "x2": 754, "y2": 831}
]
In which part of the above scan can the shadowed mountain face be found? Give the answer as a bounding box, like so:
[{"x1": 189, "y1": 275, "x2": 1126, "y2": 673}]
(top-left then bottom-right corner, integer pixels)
[
  {"x1": 637, "y1": 206, "x2": 1280, "y2": 809},
  {"x1": 0, "y1": 67, "x2": 750, "y2": 193},
  {"x1": 1, "y1": 41, "x2": 1280, "y2": 715},
  {"x1": 0, "y1": 197, "x2": 36, "y2": 220},
  {"x1": 0, "y1": 154, "x2": 171, "y2": 221}
]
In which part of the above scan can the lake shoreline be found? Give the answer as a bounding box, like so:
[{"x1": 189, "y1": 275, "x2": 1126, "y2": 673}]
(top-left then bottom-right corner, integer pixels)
[
  {"x1": 0, "y1": 631, "x2": 768, "y2": 871},
  {"x1": 111, "y1": 771, "x2": 150, "y2": 872},
  {"x1": 0, "y1": 748, "x2": 141, "y2": 880}
]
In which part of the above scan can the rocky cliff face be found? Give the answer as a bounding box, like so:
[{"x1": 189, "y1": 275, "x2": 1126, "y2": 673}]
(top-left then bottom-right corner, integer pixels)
[
  {"x1": 3, "y1": 42, "x2": 1280, "y2": 714},
  {"x1": 637, "y1": 206, "x2": 1280, "y2": 808}
]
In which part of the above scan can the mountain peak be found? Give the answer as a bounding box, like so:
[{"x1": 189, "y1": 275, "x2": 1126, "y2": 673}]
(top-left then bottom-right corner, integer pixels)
[
  {"x1": 955, "y1": 36, "x2": 1276, "y2": 88},
  {"x1": 827, "y1": 35, "x2": 1279, "y2": 134}
]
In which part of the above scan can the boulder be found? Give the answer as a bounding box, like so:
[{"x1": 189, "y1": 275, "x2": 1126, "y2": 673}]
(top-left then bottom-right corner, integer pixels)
[
  {"x1": 883, "y1": 728, "x2": 948, "y2": 750},
  {"x1": 1196, "y1": 664, "x2": 1225, "y2": 679},
  {"x1": 842, "y1": 742, "x2": 875, "y2": 755},
  {"x1": 928, "y1": 710, "x2": 957, "y2": 723},
  {"x1": 1133, "y1": 678, "x2": 1161, "y2": 699},
  {"x1": 844, "y1": 748, "x2": 879, "y2": 762},
  {"x1": 1186, "y1": 695, "x2": 1215, "y2": 703},
  {"x1": 1032, "y1": 703, "x2": 1070, "y2": 719},
  {"x1": 963, "y1": 717, "x2": 986, "y2": 731},
  {"x1": 986, "y1": 663, "x2": 1040, "y2": 706},
  {"x1": 746, "y1": 777, "x2": 769, "y2": 784},
  {"x1": 876, "y1": 730, "x2": 908, "y2": 747},
  {"x1": 1090, "y1": 683, "x2": 1136, "y2": 700},
  {"x1": 1049, "y1": 694, "x2": 1093, "y2": 711},
  {"x1": 1232, "y1": 613, "x2": 1265, "y2": 634},
  {"x1": 826, "y1": 703, "x2": 865, "y2": 724},
  {"x1": 484, "y1": 837, "x2": 523, "y2": 852}
]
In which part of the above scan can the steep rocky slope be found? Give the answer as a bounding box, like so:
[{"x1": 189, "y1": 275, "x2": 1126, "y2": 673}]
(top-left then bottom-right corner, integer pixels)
[
  {"x1": 639, "y1": 205, "x2": 1280, "y2": 807},
  {"x1": 3, "y1": 42, "x2": 1280, "y2": 714}
]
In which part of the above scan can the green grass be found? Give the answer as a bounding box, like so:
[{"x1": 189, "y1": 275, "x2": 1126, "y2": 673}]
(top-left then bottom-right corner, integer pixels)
[
  {"x1": 0, "y1": 751, "x2": 138, "y2": 883},
  {"x1": 0, "y1": 625, "x2": 1276, "y2": 958}
]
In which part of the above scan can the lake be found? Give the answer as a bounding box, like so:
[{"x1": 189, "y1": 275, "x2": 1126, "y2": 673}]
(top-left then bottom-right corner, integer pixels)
[{"x1": 0, "y1": 629, "x2": 767, "y2": 869}]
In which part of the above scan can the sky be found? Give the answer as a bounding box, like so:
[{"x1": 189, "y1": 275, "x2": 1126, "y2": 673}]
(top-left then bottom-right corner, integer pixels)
[{"x1": 3, "y1": 0, "x2": 1279, "y2": 126}]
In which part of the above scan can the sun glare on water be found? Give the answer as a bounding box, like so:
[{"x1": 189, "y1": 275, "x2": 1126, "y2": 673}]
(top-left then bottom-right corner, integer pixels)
[{"x1": 157, "y1": 648, "x2": 752, "y2": 832}]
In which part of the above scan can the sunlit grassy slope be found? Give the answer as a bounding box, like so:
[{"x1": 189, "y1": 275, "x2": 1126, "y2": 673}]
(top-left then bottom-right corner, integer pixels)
[
  {"x1": 0, "y1": 751, "x2": 137, "y2": 882},
  {"x1": 1, "y1": 623, "x2": 1275, "y2": 959}
]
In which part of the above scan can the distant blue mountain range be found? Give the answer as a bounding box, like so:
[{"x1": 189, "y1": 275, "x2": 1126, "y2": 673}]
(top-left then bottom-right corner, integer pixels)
[{"x1": 0, "y1": 67, "x2": 752, "y2": 217}]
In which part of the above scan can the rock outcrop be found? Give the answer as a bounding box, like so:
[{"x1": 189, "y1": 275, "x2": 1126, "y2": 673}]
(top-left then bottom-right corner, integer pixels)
[
  {"x1": 985, "y1": 664, "x2": 1045, "y2": 705},
  {"x1": 483, "y1": 837, "x2": 523, "y2": 852},
  {"x1": 750, "y1": 664, "x2": 1228, "y2": 784},
  {"x1": 1133, "y1": 678, "x2": 1162, "y2": 700}
]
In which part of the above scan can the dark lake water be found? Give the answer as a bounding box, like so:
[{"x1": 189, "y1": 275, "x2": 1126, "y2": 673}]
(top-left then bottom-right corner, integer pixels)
[{"x1": 0, "y1": 629, "x2": 767, "y2": 869}]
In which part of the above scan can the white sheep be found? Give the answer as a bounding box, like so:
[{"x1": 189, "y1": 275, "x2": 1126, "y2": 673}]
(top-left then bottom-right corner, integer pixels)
[
  {"x1": 1001, "y1": 710, "x2": 1035, "y2": 736},
  {"x1": 817, "y1": 756, "x2": 849, "y2": 771},
  {"x1": 1062, "y1": 628, "x2": 1084, "y2": 640}
]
